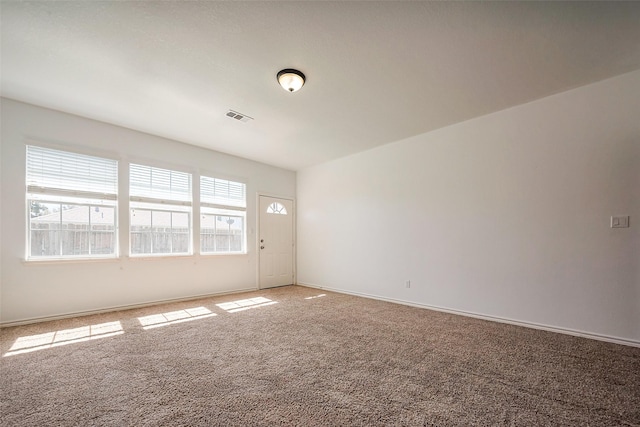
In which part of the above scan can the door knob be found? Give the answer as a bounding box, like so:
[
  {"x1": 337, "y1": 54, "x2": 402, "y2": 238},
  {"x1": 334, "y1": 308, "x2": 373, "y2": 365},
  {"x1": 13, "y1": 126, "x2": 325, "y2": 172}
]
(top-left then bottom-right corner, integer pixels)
[{"x1": 260, "y1": 246, "x2": 265, "y2": 249}]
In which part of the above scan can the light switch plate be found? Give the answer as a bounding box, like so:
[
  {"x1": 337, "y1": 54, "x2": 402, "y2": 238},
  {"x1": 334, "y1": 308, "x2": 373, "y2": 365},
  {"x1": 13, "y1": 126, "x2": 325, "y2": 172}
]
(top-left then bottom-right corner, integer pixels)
[{"x1": 611, "y1": 215, "x2": 630, "y2": 228}]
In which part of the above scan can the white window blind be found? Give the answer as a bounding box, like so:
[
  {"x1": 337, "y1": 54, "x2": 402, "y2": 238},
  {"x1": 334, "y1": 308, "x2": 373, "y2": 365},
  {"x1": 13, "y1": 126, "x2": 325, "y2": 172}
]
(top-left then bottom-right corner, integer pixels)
[
  {"x1": 26, "y1": 145, "x2": 118, "y2": 199},
  {"x1": 130, "y1": 164, "x2": 192, "y2": 204},
  {"x1": 200, "y1": 176, "x2": 246, "y2": 208}
]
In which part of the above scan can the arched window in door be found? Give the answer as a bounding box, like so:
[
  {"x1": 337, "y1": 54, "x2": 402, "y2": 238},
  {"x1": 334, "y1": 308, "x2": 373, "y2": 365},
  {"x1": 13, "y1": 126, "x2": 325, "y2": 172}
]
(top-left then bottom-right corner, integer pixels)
[{"x1": 266, "y1": 202, "x2": 287, "y2": 215}]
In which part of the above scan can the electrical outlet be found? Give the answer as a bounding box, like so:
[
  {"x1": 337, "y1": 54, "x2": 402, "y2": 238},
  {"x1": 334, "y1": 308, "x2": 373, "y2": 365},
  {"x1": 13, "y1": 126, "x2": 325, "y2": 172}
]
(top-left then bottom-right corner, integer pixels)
[
  {"x1": 611, "y1": 216, "x2": 630, "y2": 228},
  {"x1": 405, "y1": 280, "x2": 411, "y2": 288}
]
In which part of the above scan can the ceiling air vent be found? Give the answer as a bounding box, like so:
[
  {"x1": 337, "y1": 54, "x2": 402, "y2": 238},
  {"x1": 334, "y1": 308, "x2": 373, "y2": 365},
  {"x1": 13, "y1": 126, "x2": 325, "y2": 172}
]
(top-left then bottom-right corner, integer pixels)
[{"x1": 225, "y1": 109, "x2": 253, "y2": 123}]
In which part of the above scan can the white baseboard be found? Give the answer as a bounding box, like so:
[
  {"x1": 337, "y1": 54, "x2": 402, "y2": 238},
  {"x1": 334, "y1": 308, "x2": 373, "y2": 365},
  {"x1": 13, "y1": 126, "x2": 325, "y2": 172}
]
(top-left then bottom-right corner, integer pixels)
[
  {"x1": 0, "y1": 287, "x2": 258, "y2": 328},
  {"x1": 298, "y1": 282, "x2": 640, "y2": 348}
]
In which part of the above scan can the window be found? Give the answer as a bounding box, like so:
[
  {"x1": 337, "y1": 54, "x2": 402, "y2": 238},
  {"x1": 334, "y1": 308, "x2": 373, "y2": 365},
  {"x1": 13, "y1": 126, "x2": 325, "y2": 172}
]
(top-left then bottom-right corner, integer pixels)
[
  {"x1": 200, "y1": 176, "x2": 246, "y2": 254},
  {"x1": 130, "y1": 164, "x2": 192, "y2": 256},
  {"x1": 26, "y1": 145, "x2": 118, "y2": 259},
  {"x1": 266, "y1": 202, "x2": 287, "y2": 215}
]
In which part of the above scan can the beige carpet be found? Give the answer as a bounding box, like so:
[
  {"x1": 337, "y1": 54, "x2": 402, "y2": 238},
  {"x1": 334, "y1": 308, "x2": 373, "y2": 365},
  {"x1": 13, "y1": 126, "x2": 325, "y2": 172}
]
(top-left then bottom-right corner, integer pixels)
[{"x1": 1, "y1": 285, "x2": 639, "y2": 426}]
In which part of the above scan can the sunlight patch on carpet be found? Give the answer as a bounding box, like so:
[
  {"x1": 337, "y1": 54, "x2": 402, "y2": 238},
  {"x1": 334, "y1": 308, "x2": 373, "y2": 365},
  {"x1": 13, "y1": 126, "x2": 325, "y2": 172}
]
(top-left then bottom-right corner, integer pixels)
[
  {"x1": 4, "y1": 321, "x2": 123, "y2": 357},
  {"x1": 216, "y1": 297, "x2": 277, "y2": 313},
  {"x1": 304, "y1": 294, "x2": 326, "y2": 300},
  {"x1": 138, "y1": 307, "x2": 216, "y2": 330}
]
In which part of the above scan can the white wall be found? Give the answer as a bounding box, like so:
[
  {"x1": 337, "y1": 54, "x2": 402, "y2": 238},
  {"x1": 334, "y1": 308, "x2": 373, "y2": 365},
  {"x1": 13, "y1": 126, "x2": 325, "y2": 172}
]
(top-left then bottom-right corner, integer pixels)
[
  {"x1": 1, "y1": 98, "x2": 295, "y2": 324},
  {"x1": 297, "y1": 70, "x2": 640, "y2": 344}
]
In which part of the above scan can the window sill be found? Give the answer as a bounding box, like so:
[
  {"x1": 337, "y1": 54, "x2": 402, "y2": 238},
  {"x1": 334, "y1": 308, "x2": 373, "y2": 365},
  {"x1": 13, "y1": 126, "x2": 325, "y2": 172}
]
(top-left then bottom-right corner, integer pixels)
[
  {"x1": 200, "y1": 252, "x2": 248, "y2": 258},
  {"x1": 23, "y1": 257, "x2": 119, "y2": 266},
  {"x1": 129, "y1": 254, "x2": 194, "y2": 261},
  {"x1": 22, "y1": 252, "x2": 249, "y2": 265}
]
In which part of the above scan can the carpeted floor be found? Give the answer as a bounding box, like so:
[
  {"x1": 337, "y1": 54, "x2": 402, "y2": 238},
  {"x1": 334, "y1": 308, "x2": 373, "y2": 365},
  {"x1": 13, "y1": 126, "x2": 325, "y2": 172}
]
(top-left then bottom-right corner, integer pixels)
[{"x1": 1, "y1": 285, "x2": 639, "y2": 426}]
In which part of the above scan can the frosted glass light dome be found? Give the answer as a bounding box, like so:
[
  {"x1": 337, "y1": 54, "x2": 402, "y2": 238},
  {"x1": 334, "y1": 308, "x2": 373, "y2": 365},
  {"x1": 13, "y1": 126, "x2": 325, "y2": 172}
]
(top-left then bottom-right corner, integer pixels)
[{"x1": 277, "y1": 69, "x2": 306, "y2": 92}]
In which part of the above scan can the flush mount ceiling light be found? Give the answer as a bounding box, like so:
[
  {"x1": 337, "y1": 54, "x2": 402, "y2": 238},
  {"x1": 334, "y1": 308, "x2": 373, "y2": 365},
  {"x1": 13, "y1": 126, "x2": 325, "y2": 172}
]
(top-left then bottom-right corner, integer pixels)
[{"x1": 277, "y1": 69, "x2": 305, "y2": 92}]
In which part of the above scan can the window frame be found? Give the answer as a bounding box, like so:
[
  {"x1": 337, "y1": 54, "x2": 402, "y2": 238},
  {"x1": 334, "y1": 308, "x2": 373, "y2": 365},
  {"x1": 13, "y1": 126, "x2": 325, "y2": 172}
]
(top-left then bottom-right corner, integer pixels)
[
  {"x1": 129, "y1": 163, "x2": 193, "y2": 257},
  {"x1": 199, "y1": 176, "x2": 247, "y2": 255},
  {"x1": 25, "y1": 145, "x2": 119, "y2": 261}
]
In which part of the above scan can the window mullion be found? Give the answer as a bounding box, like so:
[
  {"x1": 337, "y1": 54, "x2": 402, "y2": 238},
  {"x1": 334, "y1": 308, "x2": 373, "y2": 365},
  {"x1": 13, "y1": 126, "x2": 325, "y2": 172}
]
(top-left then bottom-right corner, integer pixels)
[
  {"x1": 58, "y1": 203, "x2": 63, "y2": 257},
  {"x1": 170, "y1": 212, "x2": 174, "y2": 253},
  {"x1": 214, "y1": 215, "x2": 218, "y2": 252},
  {"x1": 88, "y1": 205, "x2": 92, "y2": 256}
]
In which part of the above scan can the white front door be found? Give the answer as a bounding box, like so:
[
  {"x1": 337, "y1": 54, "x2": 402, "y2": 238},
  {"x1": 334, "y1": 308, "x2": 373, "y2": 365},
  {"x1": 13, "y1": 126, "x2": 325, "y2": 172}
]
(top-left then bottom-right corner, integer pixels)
[{"x1": 259, "y1": 196, "x2": 294, "y2": 289}]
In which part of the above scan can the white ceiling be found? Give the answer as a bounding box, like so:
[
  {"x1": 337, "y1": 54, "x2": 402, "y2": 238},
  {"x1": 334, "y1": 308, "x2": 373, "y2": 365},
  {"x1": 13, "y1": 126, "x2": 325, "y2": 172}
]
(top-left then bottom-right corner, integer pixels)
[{"x1": 2, "y1": 2, "x2": 640, "y2": 171}]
